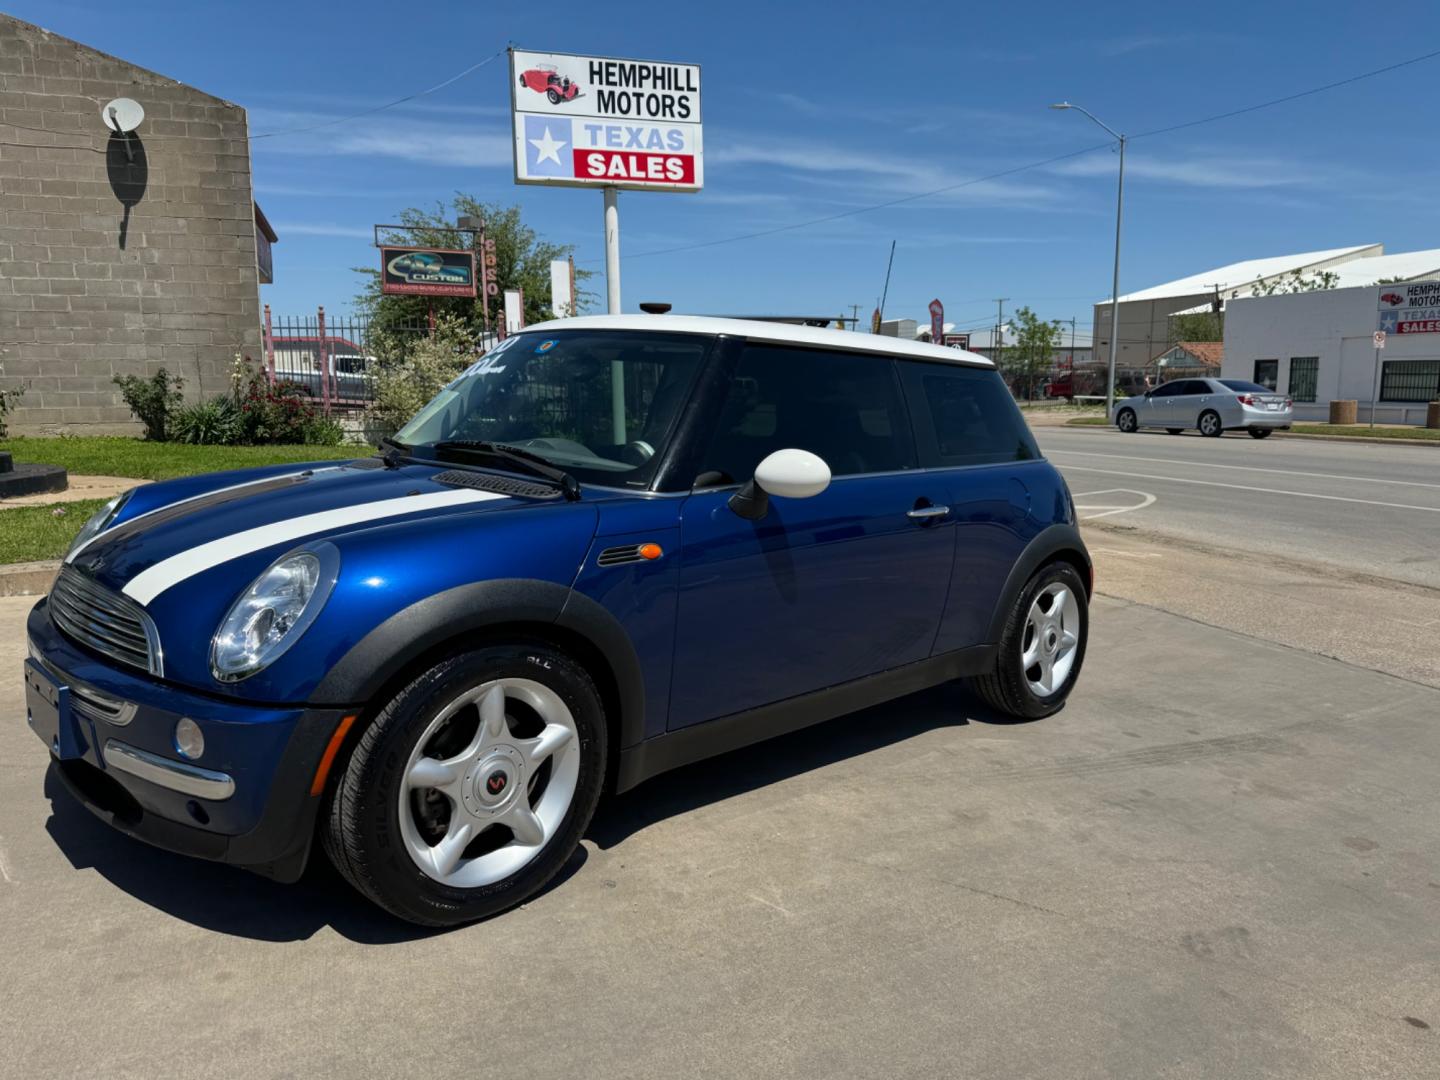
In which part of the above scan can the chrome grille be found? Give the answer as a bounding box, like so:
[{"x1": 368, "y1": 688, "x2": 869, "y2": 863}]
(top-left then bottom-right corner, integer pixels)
[{"x1": 49, "y1": 567, "x2": 162, "y2": 676}]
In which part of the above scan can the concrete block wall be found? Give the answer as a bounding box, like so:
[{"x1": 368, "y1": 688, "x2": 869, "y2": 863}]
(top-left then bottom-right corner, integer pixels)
[{"x1": 0, "y1": 15, "x2": 263, "y2": 434}]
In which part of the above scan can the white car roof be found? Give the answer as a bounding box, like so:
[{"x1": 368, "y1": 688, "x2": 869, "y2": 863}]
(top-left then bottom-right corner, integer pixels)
[{"x1": 519, "y1": 314, "x2": 994, "y2": 368}]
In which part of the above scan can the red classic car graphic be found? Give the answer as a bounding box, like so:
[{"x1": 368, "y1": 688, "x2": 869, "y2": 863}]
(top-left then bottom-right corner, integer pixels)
[
  {"x1": 1380, "y1": 292, "x2": 1406, "y2": 306},
  {"x1": 519, "y1": 65, "x2": 582, "y2": 105}
]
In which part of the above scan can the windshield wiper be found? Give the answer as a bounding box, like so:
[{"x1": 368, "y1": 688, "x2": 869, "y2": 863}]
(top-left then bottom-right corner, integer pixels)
[
  {"x1": 378, "y1": 435, "x2": 410, "y2": 469},
  {"x1": 430, "y1": 440, "x2": 581, "y2": 501}
]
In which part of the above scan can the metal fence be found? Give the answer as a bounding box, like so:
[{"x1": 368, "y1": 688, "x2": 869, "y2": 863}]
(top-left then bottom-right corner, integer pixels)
[{"x1": 261, "y1": 306, "x2": 499, "y2": 413}]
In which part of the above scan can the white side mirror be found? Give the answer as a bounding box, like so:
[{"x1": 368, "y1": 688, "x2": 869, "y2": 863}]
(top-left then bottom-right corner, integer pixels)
[
  {"x1": 754, "y1": 448, "x2": 830, "y2": 499},
  {"x1": 729, "y1": 448, "x2": 831, "y2": 519}
]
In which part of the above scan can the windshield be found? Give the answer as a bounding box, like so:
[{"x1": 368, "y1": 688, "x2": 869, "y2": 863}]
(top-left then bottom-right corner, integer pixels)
[
  {"x1": 395, "y1": 329, "x2": 710, "y2": 487},
  {"x1": 1218, "y1": 380, "x2": 1273, "y2": 393}
]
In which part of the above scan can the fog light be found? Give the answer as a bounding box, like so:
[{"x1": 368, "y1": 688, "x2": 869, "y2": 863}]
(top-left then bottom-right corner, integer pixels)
[{"x1": 174, "y1": 718, "x2": 204, "y2": 760}]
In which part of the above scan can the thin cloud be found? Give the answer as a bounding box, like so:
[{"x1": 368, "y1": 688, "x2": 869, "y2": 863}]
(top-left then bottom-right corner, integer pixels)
[
  {"x1": 272, "y1": 223, "x2": 374, "y2": 238},
  {"x1": 1050, "y1": 151, "x2": 1357, "y2": 190},
  {"x1": 251, "y1": 109, "x2": 513, "y2": 167},
  {"x1": 1099, "y1": 32, "x2": 1196, "y2": 57}
]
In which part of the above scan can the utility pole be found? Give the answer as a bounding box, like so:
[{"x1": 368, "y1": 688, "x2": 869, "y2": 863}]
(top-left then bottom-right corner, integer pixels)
[
  {"x1": 849, "y1": 303, "x2": 861, "y2": 330},
  {"x1": 994, "y1": 298, "x2": 1009, "y2": 371},
  {"x1": 878, "y1": 241, "x2": 897, "y2": 322}
]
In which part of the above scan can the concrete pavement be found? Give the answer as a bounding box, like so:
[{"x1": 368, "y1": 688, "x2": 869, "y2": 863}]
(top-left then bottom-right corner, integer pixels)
[{"x1": 3, "y1": 589, "x2": 1438, "y2": 1079}]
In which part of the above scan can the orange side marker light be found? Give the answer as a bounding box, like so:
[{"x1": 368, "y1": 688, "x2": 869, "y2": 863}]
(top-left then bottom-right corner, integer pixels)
[
  {"x1": 310, "y1": 713, "x2": 358, "y2": 796},
  {"x1": 638, "y1": 543, "x2": 664, "y2": 561}
]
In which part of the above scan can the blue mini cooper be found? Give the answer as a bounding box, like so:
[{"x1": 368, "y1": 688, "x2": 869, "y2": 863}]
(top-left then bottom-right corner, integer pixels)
[{"x1": 25, "y1": 316, "x2": 1090, "y2": 925}]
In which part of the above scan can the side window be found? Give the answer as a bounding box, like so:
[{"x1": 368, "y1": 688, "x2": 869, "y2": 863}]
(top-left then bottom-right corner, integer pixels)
[
  {"x1": 900, "y1": 362, "x2": 1039, "y2": 467},
  {"x1": 1253, "y1": 359, "x2": 1279, "y2": 391},
  {"x1": 1153, "y1": 381, "x2": 1182, "y2": 397},
  {"x1": 699, "y1": 345, "x2": 914, "y2": 484},
  {"x1": 1181, "y1": 380, "x2": 1209, "y2": 395}
]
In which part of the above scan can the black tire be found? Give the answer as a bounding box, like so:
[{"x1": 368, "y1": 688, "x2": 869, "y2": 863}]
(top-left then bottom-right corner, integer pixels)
[
  {"x1": 1249, "y1": 428, "x2": 1272, "y2": 439},
  {"x1": 546, "y1": 88, "x2": 561, "y2": 104},
  {"x1": 322, "y1": 644, "x2": 606, "y2": 926},
  {"x1": 968, "y1": 562, "x2": 1088, "y2": 720},
  {"x1": 1199, "y1": 410, "x2": 1223, "y2": 437},
  {"x1": 1116, "y1": 408, "x2": 1137, "y2": 433},
  {"x1": 1166, "y1": 428, "x2": 1183, "y2": 435}
]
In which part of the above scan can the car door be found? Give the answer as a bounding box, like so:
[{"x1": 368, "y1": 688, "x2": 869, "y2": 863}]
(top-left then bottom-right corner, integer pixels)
[
  {"x1": 1146, "y1": 380, "x2": 1185, "y2": 426},
  {"x1": 667, "y1": 342, "x2": 954, "y2": 730},
  {"x1": 897, "y1": 360, "x2": 1043, "y2": 652},
  {"x1": 1170, "y1": 379, "x2": 1211, "y2": 428}
]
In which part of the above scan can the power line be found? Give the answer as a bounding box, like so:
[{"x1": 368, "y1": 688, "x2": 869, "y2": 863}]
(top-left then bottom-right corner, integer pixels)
[
  {"x1": 607, "y1": 44, "x2": 1440, "y2": 264},
  {"x1": 250, "y1": 46, "x2": 510, "y2": 140}
]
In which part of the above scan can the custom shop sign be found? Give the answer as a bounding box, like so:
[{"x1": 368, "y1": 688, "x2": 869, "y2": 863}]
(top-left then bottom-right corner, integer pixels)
[
  {"x1": 510, "y1": 48, "x2": 702, "y2": 192},
  {"x1": 380, "y1": 247, "x2": 478, "y2": 298},
  {"x1": 1377, "y1": 281, "x2": 1440, "y2": 335}
]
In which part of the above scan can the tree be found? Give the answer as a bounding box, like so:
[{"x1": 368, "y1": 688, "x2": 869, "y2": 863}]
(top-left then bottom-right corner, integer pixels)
[
  {"x1": 355, "y1": 197, "x2": 592, "y2": 335},
  {"x1": 1169, "y1": 310, "x2": 1223, "y2": 343},
  {"x1": 1252, "y1": 269, "x2": 1339, "y2": 296},
  {"x1": 1000, "y1": 306, "x2": 1061, "y2": 400}
]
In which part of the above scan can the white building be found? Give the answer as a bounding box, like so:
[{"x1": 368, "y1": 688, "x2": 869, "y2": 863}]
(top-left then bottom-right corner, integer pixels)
[{"x1": 1223, "y1": 280, "x2": 1440, "y2": 425}]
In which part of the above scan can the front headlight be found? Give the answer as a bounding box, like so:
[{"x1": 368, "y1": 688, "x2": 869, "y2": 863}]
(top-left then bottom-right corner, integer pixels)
[
  {"x1": 68, "y1": 491, "x2": 131, "y2": 557},
  {"x1": 210, "y1": 543, "x2": 339, "y2": 682}
]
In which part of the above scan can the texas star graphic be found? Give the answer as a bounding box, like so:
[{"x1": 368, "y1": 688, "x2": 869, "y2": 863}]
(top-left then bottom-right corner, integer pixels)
[{"x1": 529, "y1": 124, "x2": 565, "y2": 165}]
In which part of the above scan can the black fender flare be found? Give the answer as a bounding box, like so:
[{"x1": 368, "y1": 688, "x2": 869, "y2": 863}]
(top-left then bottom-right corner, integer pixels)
[
  {"x1": 309, "y1": 579, "x2": 646, "y2": 748},
  {"x1": 984, "y1": 524, "x2": 1092, "y2": 643}
]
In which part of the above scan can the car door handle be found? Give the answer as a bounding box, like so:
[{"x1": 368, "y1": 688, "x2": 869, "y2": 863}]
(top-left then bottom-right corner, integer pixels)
[{"x1": 907, "y1": 505, "x2": 950, "y2": 519}]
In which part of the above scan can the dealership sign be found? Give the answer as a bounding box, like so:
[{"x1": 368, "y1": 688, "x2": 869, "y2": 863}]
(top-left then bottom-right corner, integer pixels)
[
  {"x1": 1377, "y1": 281, "x2": 1440, "y2": 335},
  {"x1": 510, "y1": 49, "x2": 702, "y2": 192},
  {"x1": 380, "y1": 247, "x2": 477, "y2": 297}
]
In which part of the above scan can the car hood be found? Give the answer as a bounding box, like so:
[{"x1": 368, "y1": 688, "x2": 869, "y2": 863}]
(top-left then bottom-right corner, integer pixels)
[
  {"x1": 59, "y1": 457, "x2": 606, "y2": 701},
  {"x1": 69, "y1": 459, "x2": 535, "y2": 604}
]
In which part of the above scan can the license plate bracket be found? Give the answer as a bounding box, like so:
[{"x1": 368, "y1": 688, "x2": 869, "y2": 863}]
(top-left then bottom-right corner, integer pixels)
[{"x1": 24, "y1": 660, "x2": 85, "y2": 760}]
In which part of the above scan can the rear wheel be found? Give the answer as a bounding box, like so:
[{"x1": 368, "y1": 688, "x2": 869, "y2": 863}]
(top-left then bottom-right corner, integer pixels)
[
  {"x1": 1166, "y1": 428, "x2": 1183, "y2": 435},
  {"x1": 1199, "y1": 410, "x2": 1223, "y2": 437},
  {"x1": 323, "y1": 644, "x2": 605, "y2": 926},
  {"x1": 969, "y1": 562, "x2": 1088, "y2": 720},
  {"x1": 1249, "y1": 428, "x2": 1272, "y2": 439},
  {"x1": 1116, "y1": 408, "x2": 1137, "y2": 433}
]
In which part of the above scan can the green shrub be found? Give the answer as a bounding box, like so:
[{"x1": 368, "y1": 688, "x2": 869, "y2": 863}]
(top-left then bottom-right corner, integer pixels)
[
  {"x1": 302, "y1": 414, "x2": 346, "y2": 446},
  {"x1": 113, "y1": 368, "x2": 184, "y2": 441},
  {"x1": 171, "y1": 396, "x2": 242, "y2": 445},
  {"x1": 369, "y1": 315, "x2": 480, "y2": 435}
]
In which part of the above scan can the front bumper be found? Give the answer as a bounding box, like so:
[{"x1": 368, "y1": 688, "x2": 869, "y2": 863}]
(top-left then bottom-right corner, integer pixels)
[{"x1": 27, "y1": 599, "x2": 350, "y2": 882}]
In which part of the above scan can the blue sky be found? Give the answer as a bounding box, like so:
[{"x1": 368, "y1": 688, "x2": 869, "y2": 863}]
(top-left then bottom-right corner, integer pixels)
[{"x1": 17, "y1": 0, "x2": 1440, "y2": 333}]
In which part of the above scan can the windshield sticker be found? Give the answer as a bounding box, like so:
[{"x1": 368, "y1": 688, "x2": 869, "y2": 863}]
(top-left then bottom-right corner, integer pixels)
[{"x1": 534, "y1": 339, "x2": 559, "y2": 354}]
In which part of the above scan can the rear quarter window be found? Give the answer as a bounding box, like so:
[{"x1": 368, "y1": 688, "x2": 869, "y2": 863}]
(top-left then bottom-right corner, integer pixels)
[{"x1": 899, "y1": 362, "x2": 1039, "y2": 467}]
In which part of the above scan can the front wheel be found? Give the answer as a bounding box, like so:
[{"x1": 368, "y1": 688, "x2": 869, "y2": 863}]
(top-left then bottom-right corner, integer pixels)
[
  {"x1": 1199, "y1": 410, "x2": 1223, "y2": 437},
  {"x1": 1116, "y1": 408, "x2": 1137, "y2": 433},
  {"x1": 323, "y1": 644, "x2": 606, "y2": 926},
  {"x1": 968, "y1": 562, "x2": 1088, "y2": 720},
  {"x1": 1249, "y1": 428, "x2": 1272, "y2": 439},
  {"x1": 546, "y1": 88, "x2": 562, "y2": 104}
]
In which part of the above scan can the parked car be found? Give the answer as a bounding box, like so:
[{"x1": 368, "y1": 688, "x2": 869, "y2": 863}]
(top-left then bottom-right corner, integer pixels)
[
  {"x1": 269, "y1": 336, "x2": 374, "y2": 403},
  {"x1": 25, "y1": 316, "x2": 1091, "y2": 926},
  {"x1": 1113, "y1": 377, "x2": 1292, "y2": 438},
  {"x1": 518, "y1": 65, "x2": 581, "y2": 105}
]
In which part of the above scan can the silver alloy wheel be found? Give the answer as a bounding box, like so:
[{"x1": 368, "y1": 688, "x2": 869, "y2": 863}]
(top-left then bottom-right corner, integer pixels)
[
  {"x1": 1117, "y1": 409, "x2": 1136, "y2": 432},
  {"x1": 1200, "y1": 411, "x2": 1221, "y2": 436},
  {"x1": 398, "y1": 678, "x2": 580, "y2": 888},
  {"x1": 1021, "y1": 583, "x2": 1080, "y2": 698}
]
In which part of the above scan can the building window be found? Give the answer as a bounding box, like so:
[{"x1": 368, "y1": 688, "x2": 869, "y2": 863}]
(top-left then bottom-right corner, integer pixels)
[
  {"x1": 1379, "y1": 360, "x2": 1440, "y2": 403},
  {"x1": 1253, "y1": 359, "x2": 1278, "y2": 390},
  {"x1": 1288, "y1": 357, "x2": 1318, "y2": 402}
]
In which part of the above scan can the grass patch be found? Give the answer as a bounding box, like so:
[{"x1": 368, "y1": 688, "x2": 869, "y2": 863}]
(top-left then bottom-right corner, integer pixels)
[
  {"x1": 1290, "y1": 424, "x2": 1440, "y2": 441},
  {"x1": 0, "y1": 499, "x2": 109, "y2": 564},
  {"x1": 0, "y1": 437, "x2": 367, "y2": 481},
  {"x1": 1065, "y1": 416, "x2": 1110, "y2": 426}
]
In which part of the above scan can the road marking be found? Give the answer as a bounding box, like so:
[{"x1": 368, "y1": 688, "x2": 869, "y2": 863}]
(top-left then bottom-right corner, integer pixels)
[
  {"x1": 1090, "y1": 547, "x2": 1163, "y2": 559},
  {"x1": 1059, "y1": 464, "x2": 1440, "y2": 514},
  {"x1": 1072, "y1": 488, "x2": 1157, "y2": 520},
  {"x1": 1047, "y1": 447, "x2": 1440, "y2": 491},
  {"x1": 0, "y1": 840, "x2": 13, "y2": 884}
]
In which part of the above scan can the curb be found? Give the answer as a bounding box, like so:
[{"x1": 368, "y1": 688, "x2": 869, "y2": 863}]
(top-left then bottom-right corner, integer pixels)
[
  {"x1": 1058, "y1": 421, "x2": 1440, "y2": 448},
  {"x1": 0, "y1": 560, "x2": 58, "y2": 597}
]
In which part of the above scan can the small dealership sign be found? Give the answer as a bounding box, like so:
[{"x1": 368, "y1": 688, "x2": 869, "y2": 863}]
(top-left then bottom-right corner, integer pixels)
[
  {"x1": 380, "y1": 247, "x2": 477, "y2": 297},
  {"x1": 510, "y1": 49, "x2": 702, "y2": 192},
  {"x1": 1377, "y1": 281, "x2": 1440, "y2": 335}
]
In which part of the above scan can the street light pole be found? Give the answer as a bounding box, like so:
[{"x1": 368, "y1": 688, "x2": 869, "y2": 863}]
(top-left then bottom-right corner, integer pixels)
[{"x1": 1052, "y1": 102, "x2": 1126, "y2": 419}]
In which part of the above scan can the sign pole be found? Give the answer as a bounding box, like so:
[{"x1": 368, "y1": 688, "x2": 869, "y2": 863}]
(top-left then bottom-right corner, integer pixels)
[
  {"x1": 604, "y1": 185, "x2": 626, "y2": 443},
  {"x1": 1370, "y1": 330, "x2": 1386, "y2": 429}
]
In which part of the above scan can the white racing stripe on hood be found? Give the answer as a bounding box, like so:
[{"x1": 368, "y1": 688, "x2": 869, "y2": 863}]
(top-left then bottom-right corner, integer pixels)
[
  {"x1": 66, "y1": 467, "x2": 344, "y2": 564},
  {"x1": 121, "y1": 488, "x2": 504, "y2": 605}
]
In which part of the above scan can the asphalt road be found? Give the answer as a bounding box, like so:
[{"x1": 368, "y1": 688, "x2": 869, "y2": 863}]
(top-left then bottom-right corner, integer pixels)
[
  {"x1": 1036, "y1": 427, "x2": 1440, "y2": 590},
  {"x1": 3, "y1": 590, "x2": 1440, "y2": 1079}
]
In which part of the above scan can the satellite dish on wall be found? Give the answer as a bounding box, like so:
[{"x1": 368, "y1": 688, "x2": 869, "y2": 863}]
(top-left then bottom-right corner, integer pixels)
[{"x1": 101, "y1": 98, "x2": 145, "y2": 134}]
